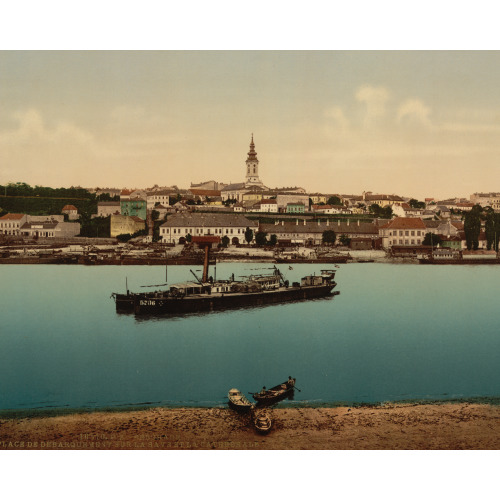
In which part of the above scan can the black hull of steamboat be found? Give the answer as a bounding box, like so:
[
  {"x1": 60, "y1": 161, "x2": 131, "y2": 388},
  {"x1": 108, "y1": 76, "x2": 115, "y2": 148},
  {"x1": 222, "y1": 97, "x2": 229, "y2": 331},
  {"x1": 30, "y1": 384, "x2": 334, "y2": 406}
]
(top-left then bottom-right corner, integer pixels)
[
  {"x1": 133, "y1": 283, "x2": 337, "y2": 316},
  {"x1": 419, "y1": 258, "x2": 500, "y2": 265}
]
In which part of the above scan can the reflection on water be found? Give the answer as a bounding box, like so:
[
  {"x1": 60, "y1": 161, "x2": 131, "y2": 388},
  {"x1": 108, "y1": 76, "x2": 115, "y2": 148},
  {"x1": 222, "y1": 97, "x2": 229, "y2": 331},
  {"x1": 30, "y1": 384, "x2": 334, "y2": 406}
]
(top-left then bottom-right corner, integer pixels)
[{"x1": 1, "y1": 263, "x2": 500, "y2": 411}]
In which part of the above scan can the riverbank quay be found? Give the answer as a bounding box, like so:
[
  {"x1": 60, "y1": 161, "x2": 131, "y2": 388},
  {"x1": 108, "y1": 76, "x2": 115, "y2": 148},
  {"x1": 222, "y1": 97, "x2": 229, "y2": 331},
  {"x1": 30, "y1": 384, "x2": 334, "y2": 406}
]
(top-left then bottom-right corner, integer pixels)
[
  {"x1": 1, "y1": 403, "x2": 499, "y2": 450},
  {"x1": 0, "y1": 243, "x2": 389, "y2": 265}
]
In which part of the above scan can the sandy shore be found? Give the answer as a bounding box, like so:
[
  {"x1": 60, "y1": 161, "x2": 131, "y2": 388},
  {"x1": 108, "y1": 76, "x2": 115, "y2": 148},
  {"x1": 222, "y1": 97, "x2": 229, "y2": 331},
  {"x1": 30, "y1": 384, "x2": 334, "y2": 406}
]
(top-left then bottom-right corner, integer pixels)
[{"x1": 1, "y1": 403, "x2": 499, "y2": 450}]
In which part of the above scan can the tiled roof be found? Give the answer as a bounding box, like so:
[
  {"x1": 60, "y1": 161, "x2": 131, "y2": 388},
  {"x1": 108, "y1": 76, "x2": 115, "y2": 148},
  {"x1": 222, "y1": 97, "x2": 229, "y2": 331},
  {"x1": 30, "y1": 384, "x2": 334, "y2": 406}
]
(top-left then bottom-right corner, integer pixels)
[
  {"x1": 160, "y1": 213, "x2": 258, "y2": 228},
  {"x1": 261, "y1": 199, "x2": 277, "y2": 204},
  {"x1": 62, "y1": 205, "x2": 78, "y2": 211},
  {"x1": 260, "y1": 221, "x2": 379, "y2": 235},
  {"x1": 383, "y1": 217, "x2": 427, "y2": 230},
  {"x1": 0, "y1": 213, "x2": 25, "y2": 220}
]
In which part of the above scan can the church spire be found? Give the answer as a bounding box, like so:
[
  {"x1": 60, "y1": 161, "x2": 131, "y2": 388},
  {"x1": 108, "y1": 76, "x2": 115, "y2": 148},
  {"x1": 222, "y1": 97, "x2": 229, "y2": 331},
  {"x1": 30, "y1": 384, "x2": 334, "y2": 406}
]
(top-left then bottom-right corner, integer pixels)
[
  {"x1": 247, "y1": 133, "x2": 258, "y2": 162},
  {"x1": 245, "y1": 133, "x2": 263, "y2": 187}
]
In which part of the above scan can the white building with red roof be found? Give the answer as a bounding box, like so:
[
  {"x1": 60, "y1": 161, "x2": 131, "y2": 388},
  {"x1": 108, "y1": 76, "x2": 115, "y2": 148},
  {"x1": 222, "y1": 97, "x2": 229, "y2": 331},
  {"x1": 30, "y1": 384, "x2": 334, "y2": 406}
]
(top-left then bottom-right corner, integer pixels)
[
  {"x1": 258, "y1": 199, "x2": 278, "y2": 213},
  {"x1": 379, "y1": 217, "x2": 427, "y2": 249},
  {"x1": 0, "y1": 213, "x2": 28, "y2": 235},
  {"x1": 62, "y1": 204, "x2": 79, "y2": 220}
]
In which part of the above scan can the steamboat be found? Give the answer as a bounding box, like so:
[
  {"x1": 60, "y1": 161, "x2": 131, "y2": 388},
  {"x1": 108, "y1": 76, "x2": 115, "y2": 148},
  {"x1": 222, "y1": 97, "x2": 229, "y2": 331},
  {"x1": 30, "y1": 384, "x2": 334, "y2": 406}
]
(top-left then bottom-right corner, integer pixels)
[
  {"x1": 112, "y1": 245, "x2": 339, "y2": 316},
  {"x1": 418, "y1": 248, "x2": 500, "y2": 265}
]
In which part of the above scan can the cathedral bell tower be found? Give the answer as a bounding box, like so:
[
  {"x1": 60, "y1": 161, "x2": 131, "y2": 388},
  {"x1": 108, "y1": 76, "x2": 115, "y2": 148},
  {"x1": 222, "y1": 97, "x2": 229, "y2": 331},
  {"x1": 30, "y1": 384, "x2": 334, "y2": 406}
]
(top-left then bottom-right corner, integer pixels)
[{"x1": 245, "y1": 134, "x2": 264, "y2": 187}]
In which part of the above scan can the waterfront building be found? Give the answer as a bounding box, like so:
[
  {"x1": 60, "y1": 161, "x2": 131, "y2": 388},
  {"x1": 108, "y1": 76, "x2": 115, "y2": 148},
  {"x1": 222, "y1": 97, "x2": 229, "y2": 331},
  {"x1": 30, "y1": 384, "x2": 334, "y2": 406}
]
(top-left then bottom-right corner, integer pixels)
[
  {"x1": 20, "y1": 220, "x2": 81, "y2": 239},
  {"x1": 260, "y1": 219, "x2": 380, "y2": 246},
  {"x1": 159, "y1": 213, "x2": 258, "y2": 245},
  {"x1": 379, "y1": 217, "x2": 427, "y2": 248},
  {"x1": 0, "y1": 213, "x2": 28, "y2": 235}
]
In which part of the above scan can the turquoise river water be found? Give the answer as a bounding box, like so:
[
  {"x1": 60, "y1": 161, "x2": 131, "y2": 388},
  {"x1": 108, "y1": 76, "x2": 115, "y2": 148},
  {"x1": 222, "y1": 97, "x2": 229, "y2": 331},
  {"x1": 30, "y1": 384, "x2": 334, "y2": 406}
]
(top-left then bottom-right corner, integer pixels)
[{"x1": 1, "y1": 262, "x2": 500, "y2": 412}]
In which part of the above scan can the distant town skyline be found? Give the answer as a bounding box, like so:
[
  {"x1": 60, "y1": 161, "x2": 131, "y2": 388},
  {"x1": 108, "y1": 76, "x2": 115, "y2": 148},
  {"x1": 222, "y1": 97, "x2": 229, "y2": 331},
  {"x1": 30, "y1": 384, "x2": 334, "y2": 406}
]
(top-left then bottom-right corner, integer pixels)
[{"x1": 1, "y1": 51, "x2": 500, "y2": 201}]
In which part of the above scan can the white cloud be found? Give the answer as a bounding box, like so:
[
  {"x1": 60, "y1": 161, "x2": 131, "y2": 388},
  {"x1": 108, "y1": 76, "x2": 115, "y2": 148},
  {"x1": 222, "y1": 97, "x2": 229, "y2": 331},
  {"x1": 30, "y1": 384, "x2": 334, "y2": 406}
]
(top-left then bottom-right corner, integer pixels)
[
  {"x1": 355, "y1": 85, "x2": 390, "y2": 124},
  {"x1": 0, "y1": 109, "x2": 95, "y2": 148},
  {"x1": 396, "y1": 99, "x2": 432, "y2": 126},
  {"x1": 325, "y1": 106, "x2": 349, "y2": 126}
]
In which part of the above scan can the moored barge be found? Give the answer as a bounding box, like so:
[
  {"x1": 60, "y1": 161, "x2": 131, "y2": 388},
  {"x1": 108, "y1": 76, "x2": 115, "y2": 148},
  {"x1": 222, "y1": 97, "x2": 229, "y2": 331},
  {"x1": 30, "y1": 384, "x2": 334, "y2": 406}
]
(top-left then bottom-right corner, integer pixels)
[{"x1": 112, "y1": 246, "x2": 339, "y2": 316}]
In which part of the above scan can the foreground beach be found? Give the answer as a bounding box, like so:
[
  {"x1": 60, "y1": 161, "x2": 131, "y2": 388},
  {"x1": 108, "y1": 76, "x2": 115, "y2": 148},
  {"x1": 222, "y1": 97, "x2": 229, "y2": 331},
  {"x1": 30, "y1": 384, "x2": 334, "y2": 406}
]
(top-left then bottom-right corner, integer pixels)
[{"x1": 1, "y1": 403, "x2": 499, "y2": 450}]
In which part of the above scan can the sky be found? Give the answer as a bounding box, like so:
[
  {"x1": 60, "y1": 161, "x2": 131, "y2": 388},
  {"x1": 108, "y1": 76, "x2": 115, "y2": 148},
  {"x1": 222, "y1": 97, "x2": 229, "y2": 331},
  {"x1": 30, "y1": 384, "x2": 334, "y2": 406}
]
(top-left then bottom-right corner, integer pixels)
[{"x1": 1, "y1": 50, "x2": 500, "y2": 201}]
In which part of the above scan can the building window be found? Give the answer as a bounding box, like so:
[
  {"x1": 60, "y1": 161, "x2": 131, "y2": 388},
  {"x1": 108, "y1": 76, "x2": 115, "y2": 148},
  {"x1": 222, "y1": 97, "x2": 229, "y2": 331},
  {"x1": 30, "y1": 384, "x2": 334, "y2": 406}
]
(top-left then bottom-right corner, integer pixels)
[
  {"x1": 399, "y1": 231, "x2": 403, "y2": 236},
  {"x1": 405, "y1": 231, "x2": 409, "y2": 236},
  {"x1": 411, "y1": 231, "x2": 415, "y2": 236}
]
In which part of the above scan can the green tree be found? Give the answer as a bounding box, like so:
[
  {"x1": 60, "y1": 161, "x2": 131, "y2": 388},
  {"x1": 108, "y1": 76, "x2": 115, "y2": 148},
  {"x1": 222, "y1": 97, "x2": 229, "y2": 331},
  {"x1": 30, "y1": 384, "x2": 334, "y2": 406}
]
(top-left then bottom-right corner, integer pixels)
[
  {"x1": 339, "y1": 234, "x2": 351, "y2": 246},
  {"x1": 186, "y1": 233, "x2": 192, "y2": 243},
  {"x1": 322, "y1": 230, "x2": 337, "y2": 245},
  {"x1": 221, "y1": 235, "x2": 230, "y2": 248},
  {"x1": 464, "y1": 205, "x2": 482, "y2": 250},
  {"x1": 409, "y1": 198, "x2": 426, "y2": 209},
  {"x1": 244, "y1": 227, "x2": 254, "y2": 244},
  {"x1": 269, "y1": 234, "x2": 278, "y2": 246},
  {"x1": 327, "y1": 196, "x2": 342, "y2": 206},
  {"x1": 255, "y1": 231, "x2": 268, "y2": 246},
  {"x1": 422, "y1": 232, "x2": 443, "y2": 247},
  {"x1": 368, "y1": 203, "x2": 392, "y2": 219},
  {"x1": 484, "y1": 210, "x2": 500, "y2": 251}
]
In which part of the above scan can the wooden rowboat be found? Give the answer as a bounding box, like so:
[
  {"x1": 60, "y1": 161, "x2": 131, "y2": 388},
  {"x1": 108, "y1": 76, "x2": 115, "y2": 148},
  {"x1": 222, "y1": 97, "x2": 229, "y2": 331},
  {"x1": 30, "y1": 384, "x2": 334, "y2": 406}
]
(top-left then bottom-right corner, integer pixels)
[
  {"x1": 228, "y1": 388, "x2": 253, "y2": 412},
  {"x1": 252, "y1": 377, "x2": 296, "y2": 406},
  {"x1": 253, "y1": 412, "x2": 272, "y2": 434}
]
